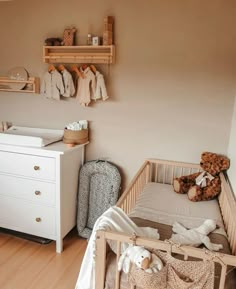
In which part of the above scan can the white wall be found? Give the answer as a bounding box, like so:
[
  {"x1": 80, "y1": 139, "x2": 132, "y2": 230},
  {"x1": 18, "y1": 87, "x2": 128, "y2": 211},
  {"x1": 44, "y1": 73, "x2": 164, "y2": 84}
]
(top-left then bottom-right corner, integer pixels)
[{"x1": 0, "y1": 0, "x2": 236, "y2": 187}]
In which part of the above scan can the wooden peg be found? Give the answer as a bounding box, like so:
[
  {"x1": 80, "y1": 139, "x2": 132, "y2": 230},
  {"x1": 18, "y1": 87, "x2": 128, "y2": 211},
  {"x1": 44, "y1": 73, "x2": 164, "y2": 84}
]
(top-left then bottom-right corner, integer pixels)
[
  {"x1": 48, "y1": 64, "x2": 55, "y2": 72},
  {"x1": 58, "y1": 64, "x2": 65, "y2": 71},
  {"x1": 81, "y1": 64, "x2": 88, "y2": 70},
  {"x1": 70, "y1": 64, "x2": 84, "y2": 79},
  {"x1": 70, "y1": 64, "x2": 78, "y2": 72},
  {"x1": 90, "y1": 65, "x2": 96, "y2": 73}
]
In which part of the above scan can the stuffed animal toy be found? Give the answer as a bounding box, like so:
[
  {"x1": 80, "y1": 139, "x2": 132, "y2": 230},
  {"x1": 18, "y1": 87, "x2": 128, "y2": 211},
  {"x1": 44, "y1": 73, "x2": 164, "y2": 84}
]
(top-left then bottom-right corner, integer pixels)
[
  {"x1": 173, "y1": 152, "x2": 230, "y2": 201},
  {"x1": 44, "y1": 38, "x2": 62, "y2": 46},
  {"x1": 170, "y1": 219, "x2": 223, "y2": 251},
  {"x1": 118, "y1": 245, "x2": 163, "y2": 274}
]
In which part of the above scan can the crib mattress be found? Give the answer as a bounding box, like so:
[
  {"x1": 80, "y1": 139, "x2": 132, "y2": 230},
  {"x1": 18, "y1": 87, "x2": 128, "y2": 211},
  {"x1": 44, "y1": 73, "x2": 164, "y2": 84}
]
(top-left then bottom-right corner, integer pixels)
[{"x1": 129, "y1": 182, "x2": 226, "y2": 235}]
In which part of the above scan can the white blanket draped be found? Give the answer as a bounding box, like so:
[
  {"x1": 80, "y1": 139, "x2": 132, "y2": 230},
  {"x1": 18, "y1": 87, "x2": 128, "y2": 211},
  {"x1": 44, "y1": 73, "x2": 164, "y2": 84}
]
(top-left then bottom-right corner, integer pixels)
[{"x1": 75, "y1": 206, "x2": 159, "y2": 289}]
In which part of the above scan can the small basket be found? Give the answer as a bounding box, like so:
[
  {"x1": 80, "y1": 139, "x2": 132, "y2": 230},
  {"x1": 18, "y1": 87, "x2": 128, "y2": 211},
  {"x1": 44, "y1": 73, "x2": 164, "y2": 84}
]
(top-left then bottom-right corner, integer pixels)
[{"x1": 63, "y1": 129, "x2": 88, "y2": 145}]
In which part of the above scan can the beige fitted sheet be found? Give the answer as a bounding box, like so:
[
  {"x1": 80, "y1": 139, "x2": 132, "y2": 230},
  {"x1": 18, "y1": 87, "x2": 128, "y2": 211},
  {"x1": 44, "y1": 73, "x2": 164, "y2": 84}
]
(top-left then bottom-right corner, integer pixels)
[{"x1": 129, "y1": 182, "x2": 226, "y2": 236}]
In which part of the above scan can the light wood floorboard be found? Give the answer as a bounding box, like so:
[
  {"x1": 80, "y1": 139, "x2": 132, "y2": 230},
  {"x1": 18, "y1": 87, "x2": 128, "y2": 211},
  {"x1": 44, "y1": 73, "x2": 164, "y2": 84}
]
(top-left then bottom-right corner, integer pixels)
[{"x1": 0, "y1": 229, "x2": 87, "y2": 289}]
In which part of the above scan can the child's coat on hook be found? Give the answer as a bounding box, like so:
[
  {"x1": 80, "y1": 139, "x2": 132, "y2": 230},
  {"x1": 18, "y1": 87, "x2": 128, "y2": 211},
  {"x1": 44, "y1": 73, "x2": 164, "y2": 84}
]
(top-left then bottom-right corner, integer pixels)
[{"x1": 41, "y1": 68, "x2": 64, "y2": 100}]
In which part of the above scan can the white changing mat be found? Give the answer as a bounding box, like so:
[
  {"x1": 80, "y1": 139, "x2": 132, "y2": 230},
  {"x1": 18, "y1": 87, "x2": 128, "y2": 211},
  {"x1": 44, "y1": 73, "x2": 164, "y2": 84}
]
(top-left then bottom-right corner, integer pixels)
[
  {"x1": 129, "y1": 182, "x2": 226, "y2": 236},
  {"x1": 0, "y1": 126, "x2": 63, "y2": 147}
]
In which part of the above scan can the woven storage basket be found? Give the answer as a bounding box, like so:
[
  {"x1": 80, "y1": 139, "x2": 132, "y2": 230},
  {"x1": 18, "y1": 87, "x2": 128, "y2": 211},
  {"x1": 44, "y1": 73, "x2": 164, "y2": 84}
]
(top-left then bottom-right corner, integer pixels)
[
  {"x1": 128, "y1": 263, "x2": 167, "y2": 289},
  {"x1": 63, "y1": 129, "x2": 88, "y2": 144}
]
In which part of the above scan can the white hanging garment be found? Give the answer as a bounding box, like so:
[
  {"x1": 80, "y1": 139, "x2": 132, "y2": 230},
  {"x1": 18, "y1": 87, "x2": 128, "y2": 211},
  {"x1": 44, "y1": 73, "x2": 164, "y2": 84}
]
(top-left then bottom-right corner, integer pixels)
[
  {"x1": 76, "y1": 67, "x2": 96, "y2": 106},
  {"x1": 92, "y1": 70, "x2": 109, "y2": 101},
  {"x1": 61, "y1": 68, "x2": 75, "y2": 97},
  {"x1": 41, "y1": 70, "x2": 64, "y2": 100}
]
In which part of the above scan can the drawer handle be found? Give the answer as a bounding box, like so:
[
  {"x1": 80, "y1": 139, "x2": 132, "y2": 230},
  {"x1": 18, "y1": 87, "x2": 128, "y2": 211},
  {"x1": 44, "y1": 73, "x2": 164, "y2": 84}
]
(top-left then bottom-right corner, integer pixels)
[
  {"x1": 35, "y1": 217, "x2": 42, "y2": 222},
  {"x1": 35, "y1": 190, "x2": 41, "y2": 196},
  {"x1": 34, "y1": 165, "x2": 40, "y2": 171}
]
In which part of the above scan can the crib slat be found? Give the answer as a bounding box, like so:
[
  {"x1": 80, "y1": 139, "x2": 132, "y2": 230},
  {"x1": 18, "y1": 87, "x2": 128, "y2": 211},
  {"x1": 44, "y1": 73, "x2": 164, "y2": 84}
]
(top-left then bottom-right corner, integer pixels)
[
  {"x1": 146, "y1": 162, "x2": 151, "y2": 183},
  {"x1": 232, "y1": 227, "x2": 236, "y2": 255},
  {"x1": 219, "y1": 264, "x2": 227, "y2": 289},
  {"x1": 115, "y1": 241, "x2": 121, "y2": 289},
  {"x1": 170, "y1": 166, "x2": 174, "y2": 185},
  {"x1": 95, "y1": 231, "x2": 107, "y2": 289},
  {"x1": 154, "y1": 163, "x2": 158, "y2": 183},
  {"x1": 163, "y1": 165, "x2": 166, "y2": 184}
]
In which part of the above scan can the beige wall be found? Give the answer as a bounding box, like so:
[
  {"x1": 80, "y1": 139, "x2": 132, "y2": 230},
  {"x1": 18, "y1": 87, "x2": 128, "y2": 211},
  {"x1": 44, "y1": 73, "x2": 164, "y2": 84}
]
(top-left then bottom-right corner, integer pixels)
[
  {"x1": 0, "y1": 0, "x2": 236, "y2": 187},
  {"x1": 228, "y1": 96, "x2": 236, "y2": 194}
]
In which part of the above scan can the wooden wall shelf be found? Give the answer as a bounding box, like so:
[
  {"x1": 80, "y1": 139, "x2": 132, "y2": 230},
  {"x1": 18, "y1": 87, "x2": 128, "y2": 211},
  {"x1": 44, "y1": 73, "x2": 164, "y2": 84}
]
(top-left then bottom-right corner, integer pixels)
[
  {"x1": 43, "y1": 45, "x2": 115, "y2": 64},
  {"x1": 0, "y1": 77, "x2": 40, "y2": 94}
]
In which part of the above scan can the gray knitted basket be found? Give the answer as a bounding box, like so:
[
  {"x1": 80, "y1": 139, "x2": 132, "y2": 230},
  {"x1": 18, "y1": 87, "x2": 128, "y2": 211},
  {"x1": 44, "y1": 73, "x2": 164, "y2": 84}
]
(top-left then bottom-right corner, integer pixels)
[{"x1": 77, "y1": 160, "x2": 121, "y2": 239}]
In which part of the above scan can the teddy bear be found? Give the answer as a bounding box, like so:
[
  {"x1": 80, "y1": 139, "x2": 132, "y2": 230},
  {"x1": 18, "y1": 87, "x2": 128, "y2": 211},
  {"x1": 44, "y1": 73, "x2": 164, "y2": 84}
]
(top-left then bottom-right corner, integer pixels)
[
  {"x1": 173, "y1": 152, "x2": 230, "y2": 202},
  {"x1": 44, "y1": 37, "x2": 62, "y2": 46},
  {"x1": 118, "y1": 245, "x2": 163, "y2": 274},
  {"x1": 170, "y1": 219, "x2": 223, "y2": 251}
]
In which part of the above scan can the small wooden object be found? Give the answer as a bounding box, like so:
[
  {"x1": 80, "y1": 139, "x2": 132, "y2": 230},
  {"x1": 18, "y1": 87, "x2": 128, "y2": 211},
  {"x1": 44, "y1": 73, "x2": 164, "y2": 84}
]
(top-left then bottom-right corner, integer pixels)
[
  {"x1": 62, "y1": 27, "x2": 77, "y2": 46},
  {"x1": 103, "y1": 31, "x2": 113, "y2": 45},
  {"x1": 104, "y1": 16, "x2": 114, "y2": 25},
  {"x1": 48, "y1": 64, "x2": 56, "y2": 72},
  {"x1": 90, "y1": 64, "x2": 96, "y2": 73},
  {"x1": 57, "y1": 64, "x2": 65, "y2": 71},
  {"x1": 71, "y1": 64, "x2": 85, "y2": 78},
  {"x1": 103, "y1": 16, "x2": 114, "y2": 45}
]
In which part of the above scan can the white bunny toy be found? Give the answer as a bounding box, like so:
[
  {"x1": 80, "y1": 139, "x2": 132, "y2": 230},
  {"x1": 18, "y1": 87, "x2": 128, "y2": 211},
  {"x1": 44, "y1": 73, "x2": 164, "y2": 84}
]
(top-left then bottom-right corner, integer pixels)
[
  {"x1": 170, "y1": 219, "x2": 223, "y2": 251},
  {"x1": 118, "y1": 245, "x2": 163, "y2": 274}
]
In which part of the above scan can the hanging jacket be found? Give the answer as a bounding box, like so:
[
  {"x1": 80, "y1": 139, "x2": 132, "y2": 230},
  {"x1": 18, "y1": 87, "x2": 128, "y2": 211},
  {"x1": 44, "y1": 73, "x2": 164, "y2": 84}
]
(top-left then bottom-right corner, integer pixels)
[
  {"x1": 76, "y1": 67, "x2": 96, "y2": 106},
  {"x1": 92, "y1": 70, "x2": 109, "y2": 101},
  {"x1": 61, "y1": 68, "x2": 75, "y2": 97},
  {"x1": 41, "y1": 70, "x2": 64, "y2": 100}
]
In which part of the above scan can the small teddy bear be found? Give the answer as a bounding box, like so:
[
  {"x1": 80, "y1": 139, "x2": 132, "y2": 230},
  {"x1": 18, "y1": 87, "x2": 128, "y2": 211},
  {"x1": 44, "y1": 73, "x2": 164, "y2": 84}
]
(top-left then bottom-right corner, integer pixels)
[
  {"x1": 170, "y1": 219, "x2": 223, "y2": 251},
  {"x1": 44, "y1": 37, "x2": 62, "y2": 46},
  {"x1": 173, "y1": 152, "x2": 230, "y2": 201},
  {"x1": 118, "y1": 245, "x2": 163, "y2": 274}
]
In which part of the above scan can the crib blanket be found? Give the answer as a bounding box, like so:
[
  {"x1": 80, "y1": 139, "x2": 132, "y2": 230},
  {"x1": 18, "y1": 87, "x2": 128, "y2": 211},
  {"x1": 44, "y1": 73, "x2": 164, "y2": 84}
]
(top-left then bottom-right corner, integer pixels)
[{"x1": 75, "y1": 206, "x2": 160, "y2": 289}]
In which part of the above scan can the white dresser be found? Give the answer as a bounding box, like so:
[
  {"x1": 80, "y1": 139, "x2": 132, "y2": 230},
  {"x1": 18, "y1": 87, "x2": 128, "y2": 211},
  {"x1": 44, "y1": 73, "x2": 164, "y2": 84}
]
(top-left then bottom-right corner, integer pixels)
[{"x1": 0, "y1": 141, "x2": 87, "y2": 253}]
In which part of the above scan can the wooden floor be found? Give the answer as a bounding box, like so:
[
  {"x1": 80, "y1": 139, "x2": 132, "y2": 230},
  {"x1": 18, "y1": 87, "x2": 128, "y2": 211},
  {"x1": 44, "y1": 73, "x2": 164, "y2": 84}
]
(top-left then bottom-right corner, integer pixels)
[{"x1": 0, "y1": 229, "x2": 87, "y2": 289}]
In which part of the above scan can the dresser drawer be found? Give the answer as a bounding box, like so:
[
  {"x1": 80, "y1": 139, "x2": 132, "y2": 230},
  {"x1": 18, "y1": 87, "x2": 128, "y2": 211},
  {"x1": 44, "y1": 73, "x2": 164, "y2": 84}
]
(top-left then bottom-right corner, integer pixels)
[
  {"x1": 0, "y1": 197, "x2": 56, "y2": 238},
  {"x1": 0, "y1": 174, "x2": 56, "y2": 205},
  {"x1": 0, "y1": 151, "x2": 55, "y2": 181}
]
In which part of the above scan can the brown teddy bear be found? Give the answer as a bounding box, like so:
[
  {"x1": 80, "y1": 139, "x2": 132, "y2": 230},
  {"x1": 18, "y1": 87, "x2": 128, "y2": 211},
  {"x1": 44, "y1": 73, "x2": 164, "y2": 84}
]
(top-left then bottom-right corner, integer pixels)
[
  {"x1": 44, "y1": 38, "x2": 62, "y2": 46},
  {"x1": 173, "y1": 152, "x2": 230, "y2": 202}
]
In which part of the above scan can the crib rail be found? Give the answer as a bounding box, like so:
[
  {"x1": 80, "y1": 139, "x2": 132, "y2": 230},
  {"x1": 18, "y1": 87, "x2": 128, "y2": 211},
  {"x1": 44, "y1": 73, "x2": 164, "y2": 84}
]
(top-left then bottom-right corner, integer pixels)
[
  {"x1": 148, "y1": 158, "x2": 201, "y2": 184},
  {"x1": 116, "y1": 160, "x2": 151, "y2": 214},
  {"x1": 219, "y1": 173, "x2": 236, "y2": 255},
  {"x1": 95, "y1": 230, "x2": 236, "y2": 289}
]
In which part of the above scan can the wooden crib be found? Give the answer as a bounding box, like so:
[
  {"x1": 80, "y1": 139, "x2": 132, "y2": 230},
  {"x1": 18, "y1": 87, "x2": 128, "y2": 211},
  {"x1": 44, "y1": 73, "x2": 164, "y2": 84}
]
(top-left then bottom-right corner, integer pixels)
[{"x1": 95, "y1": 159, "x2": 236, "y2": 289}]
